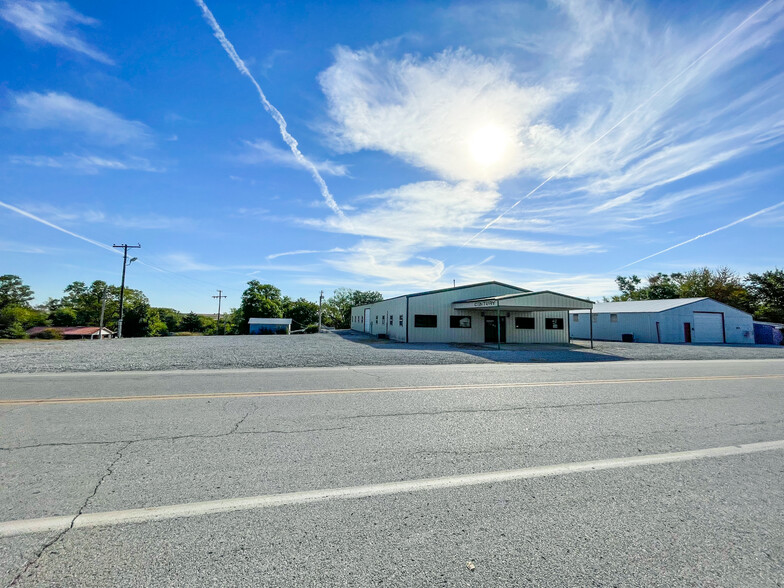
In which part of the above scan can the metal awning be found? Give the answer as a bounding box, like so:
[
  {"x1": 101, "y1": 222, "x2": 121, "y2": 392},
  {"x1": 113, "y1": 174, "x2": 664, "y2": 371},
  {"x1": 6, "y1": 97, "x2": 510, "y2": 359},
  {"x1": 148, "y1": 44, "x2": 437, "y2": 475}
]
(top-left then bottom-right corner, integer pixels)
[
  {"x1": 452, "y1": 290, "x2": 595, "y2": 350},
  {"x1": 452, "y1": 290, "x2": 594, "y2": 312}
]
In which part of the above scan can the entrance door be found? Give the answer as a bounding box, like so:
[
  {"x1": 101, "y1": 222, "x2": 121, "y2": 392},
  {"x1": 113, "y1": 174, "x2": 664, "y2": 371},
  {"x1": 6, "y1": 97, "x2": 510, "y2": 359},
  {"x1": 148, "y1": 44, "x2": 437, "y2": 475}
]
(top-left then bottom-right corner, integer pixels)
[
  {"x1": 364, "y1": 308, "x2": 371, "y2": 333},
  {"x1": 683, "y1": 322, "x2": 692, "y2": 343},
  {"x1": 484, "y1": 316, "x2": 506, "y2": 343}
]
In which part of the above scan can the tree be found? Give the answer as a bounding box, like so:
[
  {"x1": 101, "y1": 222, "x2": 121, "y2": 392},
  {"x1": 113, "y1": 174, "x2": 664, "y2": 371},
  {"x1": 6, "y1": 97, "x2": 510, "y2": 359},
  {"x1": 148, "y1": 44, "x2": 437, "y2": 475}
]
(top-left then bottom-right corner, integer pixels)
[
  {"x1": 239, "y1": 281, "x2": 283, "y2": 333},
  {"x1": 645, "y1": 273, "x2": 681, "y2": 300},
  {"x1": 50, "y1": 307, "x2": 78, "y2": 326},
  {"x1": 181, "y1": 312, "x2": 203, "y2": 333},
  {"x1": 746, "y1": 268, "x2": 784, "y2": 323},
  {"x1": 0, "y1": 275, "x2": 34, "y2": 309},
  {"x1": 614, "y1": 275, "x2": 643, "y2": 301},
  {"x1": 674, "y1": 267, "x2": 751, "y2": 311},
  {"x1": 154, "y1": 308, "x2": 182, "y2": 333},
  {"x1": 324, "y1": 288, "x2": 384, "y2": 329},
  {"x1": 282, "y1": 297, "x2": 320, "y2": 330},
  {"x1": 0, "y1": 305, "x2": 47, "y2": 338}
]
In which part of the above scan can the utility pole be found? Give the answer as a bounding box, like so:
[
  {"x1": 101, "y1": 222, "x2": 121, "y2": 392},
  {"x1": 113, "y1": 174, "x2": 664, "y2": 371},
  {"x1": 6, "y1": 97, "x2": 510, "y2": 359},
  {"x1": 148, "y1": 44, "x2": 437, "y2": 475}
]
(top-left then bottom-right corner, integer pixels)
[
  {"x1": 99, "y1": 288, "x2": 108, "y2": 340},
  {"x1": 113, "y1": 243, "x2": 141, "y2": 338},
  {"x1": 212, "y1": 290, "x2": 227, "y2": 335},
  {"x1": 318, "y1": 290, "x2": 324, "y2": 333}
]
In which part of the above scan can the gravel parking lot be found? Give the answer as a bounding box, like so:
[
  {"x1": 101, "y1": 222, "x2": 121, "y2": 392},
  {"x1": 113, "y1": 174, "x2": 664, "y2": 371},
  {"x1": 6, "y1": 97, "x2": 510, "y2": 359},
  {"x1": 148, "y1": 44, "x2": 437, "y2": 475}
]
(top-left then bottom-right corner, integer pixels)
[{"x1": 0, "y1": 330, "x2": 782, "y2": 373}]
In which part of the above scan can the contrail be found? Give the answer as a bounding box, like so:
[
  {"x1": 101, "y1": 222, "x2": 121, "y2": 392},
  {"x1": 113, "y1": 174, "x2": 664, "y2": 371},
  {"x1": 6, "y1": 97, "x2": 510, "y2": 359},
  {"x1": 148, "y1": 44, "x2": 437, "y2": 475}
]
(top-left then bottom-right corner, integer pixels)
[
  {"x1": 194, "y1": 0, "x2": 345, "y2": 218},
  {"x1": 460, "y1": 0, "x2": 776, "y2": 249},
  {"x1": 0, "y1": 200, "x2": 223, "y2": 288},
  {"x1": 0, "y1": 199, "x2": 119, "y2": 254},
  {"x1": 615, "y1": 199, "x2": 784, "y2": 270}
]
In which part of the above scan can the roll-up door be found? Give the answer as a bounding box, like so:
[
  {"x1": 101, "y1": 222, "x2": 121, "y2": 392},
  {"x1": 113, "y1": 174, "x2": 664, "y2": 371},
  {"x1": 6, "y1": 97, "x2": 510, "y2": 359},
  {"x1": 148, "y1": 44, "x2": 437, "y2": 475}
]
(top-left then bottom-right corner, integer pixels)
[{"x1": 693, "y1": 312, "x2": 724, "y2": 343}]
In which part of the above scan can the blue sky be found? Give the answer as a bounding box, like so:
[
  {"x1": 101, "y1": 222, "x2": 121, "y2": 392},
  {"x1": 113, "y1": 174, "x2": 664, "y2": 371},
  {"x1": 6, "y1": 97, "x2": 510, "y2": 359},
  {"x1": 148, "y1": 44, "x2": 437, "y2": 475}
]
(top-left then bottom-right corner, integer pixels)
[{"x1": 1, "y1": 0, "x2": 783, "y2": 312}]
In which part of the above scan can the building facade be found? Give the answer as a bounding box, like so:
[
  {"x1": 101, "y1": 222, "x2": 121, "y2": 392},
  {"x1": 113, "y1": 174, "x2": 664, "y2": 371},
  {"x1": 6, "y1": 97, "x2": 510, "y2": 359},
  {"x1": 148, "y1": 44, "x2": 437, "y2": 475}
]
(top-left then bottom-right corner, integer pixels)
[
  {"x1": 351, "y1": 282, "x2": 593, "y2": 344},
  {"x1": 569, "y1": 298, "x2": 754, "y2": 344},
  {"x1": 248, "y1": 318, "x2": 292, "y2": 335}
]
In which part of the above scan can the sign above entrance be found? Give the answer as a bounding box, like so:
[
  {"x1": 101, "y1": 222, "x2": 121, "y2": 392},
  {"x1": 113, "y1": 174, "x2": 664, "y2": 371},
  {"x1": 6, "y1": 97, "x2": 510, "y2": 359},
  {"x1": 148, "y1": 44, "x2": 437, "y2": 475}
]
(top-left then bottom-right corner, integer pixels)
[{"x1": 453, "y1": 300, "x2": 499, "y2": 309}]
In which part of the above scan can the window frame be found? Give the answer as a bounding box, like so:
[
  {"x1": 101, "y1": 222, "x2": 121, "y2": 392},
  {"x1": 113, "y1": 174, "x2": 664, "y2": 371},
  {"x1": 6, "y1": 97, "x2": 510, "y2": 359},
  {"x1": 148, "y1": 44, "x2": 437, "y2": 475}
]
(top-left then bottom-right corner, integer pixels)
[
  {"x1": 545, "y1": 317, "x2": 564, "y2": 330},
  {"x1": 515, "y1": 317, "x2": 535, "y2": 330},
  {"x1": 449, "y1": 315, "x2": 472, "y2": 329},
  {"x1": 414, "y1": 314, "x2": 438, "y2": 328}
]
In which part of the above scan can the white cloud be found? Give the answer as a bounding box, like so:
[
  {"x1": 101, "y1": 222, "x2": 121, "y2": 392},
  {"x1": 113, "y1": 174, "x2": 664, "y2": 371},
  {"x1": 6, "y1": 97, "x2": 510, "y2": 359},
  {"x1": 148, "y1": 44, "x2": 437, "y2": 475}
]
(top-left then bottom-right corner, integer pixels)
[
  {"x1": 319, "y1": 46, "x2": 562, "y2": 184},
  {"x1": 10, "y1": 153, "x2": 162, "y2": 173},
  {"x1": 5, "y1": 91, "x2": 151, "y2": 145},
  {"x1": 0, "y1": 0, "x2": 113, "y2": 64},
  {"x1": 237, "y1": 139, "x2": 349, "y2": 176},
  {"x1": 309, "y1": 0, "x2": 784, "y2": 288}
]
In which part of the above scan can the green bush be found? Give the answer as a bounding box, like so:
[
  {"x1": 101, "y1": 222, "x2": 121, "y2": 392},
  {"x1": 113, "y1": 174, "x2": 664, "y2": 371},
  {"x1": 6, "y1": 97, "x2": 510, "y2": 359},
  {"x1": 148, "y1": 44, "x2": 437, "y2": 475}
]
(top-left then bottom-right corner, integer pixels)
[{"x1": 304, "y1": 324, "x2": 320, "y2": 334}]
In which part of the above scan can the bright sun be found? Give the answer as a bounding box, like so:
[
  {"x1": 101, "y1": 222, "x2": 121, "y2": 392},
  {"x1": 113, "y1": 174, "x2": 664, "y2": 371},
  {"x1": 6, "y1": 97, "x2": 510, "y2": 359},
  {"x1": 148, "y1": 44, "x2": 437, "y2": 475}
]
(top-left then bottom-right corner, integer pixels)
[{"x1": 469, "y1": 125, "x2": 510, "y2": 166}]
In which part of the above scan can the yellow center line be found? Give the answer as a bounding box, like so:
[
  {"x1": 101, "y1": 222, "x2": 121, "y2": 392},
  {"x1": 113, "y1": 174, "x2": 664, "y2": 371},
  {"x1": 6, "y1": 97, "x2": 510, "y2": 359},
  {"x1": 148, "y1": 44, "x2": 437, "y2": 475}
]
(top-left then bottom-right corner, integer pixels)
[{"x1": 1, "y1": 374, "x2": 781, "y2": 406}]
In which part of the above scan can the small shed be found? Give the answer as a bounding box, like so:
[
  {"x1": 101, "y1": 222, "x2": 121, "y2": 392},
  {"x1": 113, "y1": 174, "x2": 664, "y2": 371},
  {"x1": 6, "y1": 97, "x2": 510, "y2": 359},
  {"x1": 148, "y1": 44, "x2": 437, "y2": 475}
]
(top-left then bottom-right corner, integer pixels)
[
  {"x1": 248, "y1": 318, "x2": 291, "y2": 335},
  {"x1": 754, "y1": 322, "x2": 784, "y2": 345},
  {"x1": 569, "y1": 298, "x2": 754, "y2": 344}
]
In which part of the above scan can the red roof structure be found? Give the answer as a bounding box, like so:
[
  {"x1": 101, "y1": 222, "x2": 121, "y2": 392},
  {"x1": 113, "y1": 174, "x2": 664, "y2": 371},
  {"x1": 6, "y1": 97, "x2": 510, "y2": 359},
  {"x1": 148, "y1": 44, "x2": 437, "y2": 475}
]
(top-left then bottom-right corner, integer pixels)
[{"x1": 26, "y1": 326, "x2": 114, "y2": 339}]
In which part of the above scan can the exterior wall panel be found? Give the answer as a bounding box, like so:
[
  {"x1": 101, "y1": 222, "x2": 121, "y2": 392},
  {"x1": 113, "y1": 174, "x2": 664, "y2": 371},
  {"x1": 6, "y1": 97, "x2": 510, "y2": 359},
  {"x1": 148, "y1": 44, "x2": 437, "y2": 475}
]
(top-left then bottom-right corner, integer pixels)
[{"x1": 569, "y1": 298, "x2": 754, "y2": 344}]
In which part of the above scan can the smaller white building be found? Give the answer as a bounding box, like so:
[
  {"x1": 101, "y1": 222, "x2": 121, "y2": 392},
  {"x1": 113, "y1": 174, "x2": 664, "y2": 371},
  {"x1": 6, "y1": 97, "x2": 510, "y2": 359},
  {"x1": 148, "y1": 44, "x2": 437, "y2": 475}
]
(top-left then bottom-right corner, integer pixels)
[
  {"x1": 248, "y1": 318, "x2": 291, "y2": 335},
  {"x1": 570, "y1": 298, "x2": 754, "y2": 344}
]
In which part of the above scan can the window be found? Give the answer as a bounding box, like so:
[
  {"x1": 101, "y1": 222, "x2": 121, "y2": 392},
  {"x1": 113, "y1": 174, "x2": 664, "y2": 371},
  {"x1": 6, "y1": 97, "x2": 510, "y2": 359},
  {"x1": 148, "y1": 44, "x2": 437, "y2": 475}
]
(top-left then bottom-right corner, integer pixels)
[
  {"x1": 572, "y1": 314, "x2": 579, "y2": 322},
  {"x1": 545, "y1": 318, "x2": 564, "y2": 330},
  {"x1": 376, "y1": 316, "x2": 378, "y2": 324},
  {"x1": 515, "y1": 317, "x2": 535, "y2": 329},
  {"x1": 399, "y1": 315, "x2": 403, "y2": 326},
  {"x1": 610, "y1": 314, "x2": 618, "y2": 323},
  {"x1": 382, "y1": 315, "x2": 386, "y2": 324},
  {"x1": 450, "y1": 315, "x2": 472, "y2": 328},
  {"x1": 414, "y1": 314, "x2": 437, "y2": 328}
]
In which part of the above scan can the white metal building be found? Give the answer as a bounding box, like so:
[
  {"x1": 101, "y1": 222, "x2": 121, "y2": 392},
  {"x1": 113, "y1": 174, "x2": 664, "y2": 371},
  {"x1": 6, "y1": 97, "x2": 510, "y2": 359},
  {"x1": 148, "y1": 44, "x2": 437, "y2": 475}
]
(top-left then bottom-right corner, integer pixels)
[
  {"x1": 351, "y1": 281, "x2": 593, "y2": 344},
  {"x1": 248, "y1": 318, "x2": 292, "y2": 335},
  {"x1": 569, "y1": 298, "x2": 754, "y2": 344}
]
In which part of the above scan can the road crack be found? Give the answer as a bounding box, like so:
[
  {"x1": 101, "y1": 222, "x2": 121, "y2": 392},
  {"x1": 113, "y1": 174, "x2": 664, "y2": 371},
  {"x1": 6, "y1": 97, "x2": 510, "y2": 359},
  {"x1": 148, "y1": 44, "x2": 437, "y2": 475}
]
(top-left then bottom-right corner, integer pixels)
[
  {"x1": 0, "y1": 425, "x2": 346, "y2": 452},
  {"x1": 7, "y1": 441, "x2": 131, "y2": 587}
]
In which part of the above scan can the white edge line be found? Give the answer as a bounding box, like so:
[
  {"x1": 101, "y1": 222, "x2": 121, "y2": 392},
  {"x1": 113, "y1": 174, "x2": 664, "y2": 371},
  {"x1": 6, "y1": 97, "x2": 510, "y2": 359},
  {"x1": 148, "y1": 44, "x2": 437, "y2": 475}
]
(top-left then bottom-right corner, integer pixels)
[{"x1": 2, "y1": 439, "x2": 782, "y2": 538}]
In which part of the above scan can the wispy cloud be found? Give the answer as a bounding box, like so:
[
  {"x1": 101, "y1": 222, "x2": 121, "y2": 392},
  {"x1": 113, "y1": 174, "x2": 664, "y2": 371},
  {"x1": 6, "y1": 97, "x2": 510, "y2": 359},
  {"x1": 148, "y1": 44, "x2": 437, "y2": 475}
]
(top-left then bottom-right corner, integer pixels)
[
  {"x1": 0, "y1": 0, "x2": 113, "y2": 64},
  {"x1": 308, "y1": 0, "x2": 784, "y2": 285},
  {"x1": 4, "y1": 91, "x2": 151, "y2": 145},
  {"x1": 616, "y1": 199, "x2": 784, "y2": 270},
  {"x1": 266, "y1": 247, "x2": 348, "y2": 260},
  {"x1": 10, "y1": 153, "x2": 162, "y2": 173},
  {"x1": 237, "y1": 139, "x2": 349, "y2": 176}
]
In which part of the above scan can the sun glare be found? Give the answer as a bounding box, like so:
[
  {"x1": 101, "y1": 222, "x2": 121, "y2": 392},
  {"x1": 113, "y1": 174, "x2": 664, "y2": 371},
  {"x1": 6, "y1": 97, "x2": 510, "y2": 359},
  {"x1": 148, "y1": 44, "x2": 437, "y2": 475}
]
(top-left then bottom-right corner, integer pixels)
[{"x1": 469, "y1": 125, "x2": 510, "y2": 166}]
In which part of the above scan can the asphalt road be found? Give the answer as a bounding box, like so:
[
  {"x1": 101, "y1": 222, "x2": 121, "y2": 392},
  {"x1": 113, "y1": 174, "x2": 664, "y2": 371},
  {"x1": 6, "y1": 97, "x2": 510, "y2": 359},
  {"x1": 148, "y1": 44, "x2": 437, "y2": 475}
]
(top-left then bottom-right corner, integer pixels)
[{"x1": 1, "y1": 360, "x2": 783, "y2": 587}]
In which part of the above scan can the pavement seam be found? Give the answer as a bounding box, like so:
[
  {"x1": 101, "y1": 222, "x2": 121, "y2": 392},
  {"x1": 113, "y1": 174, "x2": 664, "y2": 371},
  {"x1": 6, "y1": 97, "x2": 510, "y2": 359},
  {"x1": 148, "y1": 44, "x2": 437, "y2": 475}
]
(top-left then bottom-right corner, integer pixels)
[
  {"x1": 340, "y1": 393, "x2": 740, "y2": 421},
  {"x1": 6, "y1": 441, "x2": 131, "y2": 587},
  {"x1": 0, "y1": 421, "x2": 345, "y2": 452}
]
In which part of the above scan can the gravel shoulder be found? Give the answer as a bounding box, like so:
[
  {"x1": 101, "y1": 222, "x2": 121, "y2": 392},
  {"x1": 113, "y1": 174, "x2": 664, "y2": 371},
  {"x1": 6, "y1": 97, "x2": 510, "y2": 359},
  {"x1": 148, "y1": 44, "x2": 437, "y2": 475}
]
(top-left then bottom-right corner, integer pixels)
[{"x1": 0, "y1": 330, "x2": 782, "y2": 374}]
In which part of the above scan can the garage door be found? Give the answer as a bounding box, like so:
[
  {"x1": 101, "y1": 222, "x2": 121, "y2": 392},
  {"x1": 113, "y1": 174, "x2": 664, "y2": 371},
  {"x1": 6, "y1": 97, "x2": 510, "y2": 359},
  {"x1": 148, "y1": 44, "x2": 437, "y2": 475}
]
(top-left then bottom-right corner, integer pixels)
[{"x1": 693, "y1": 312, "x2": 724, "y2": 343}]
